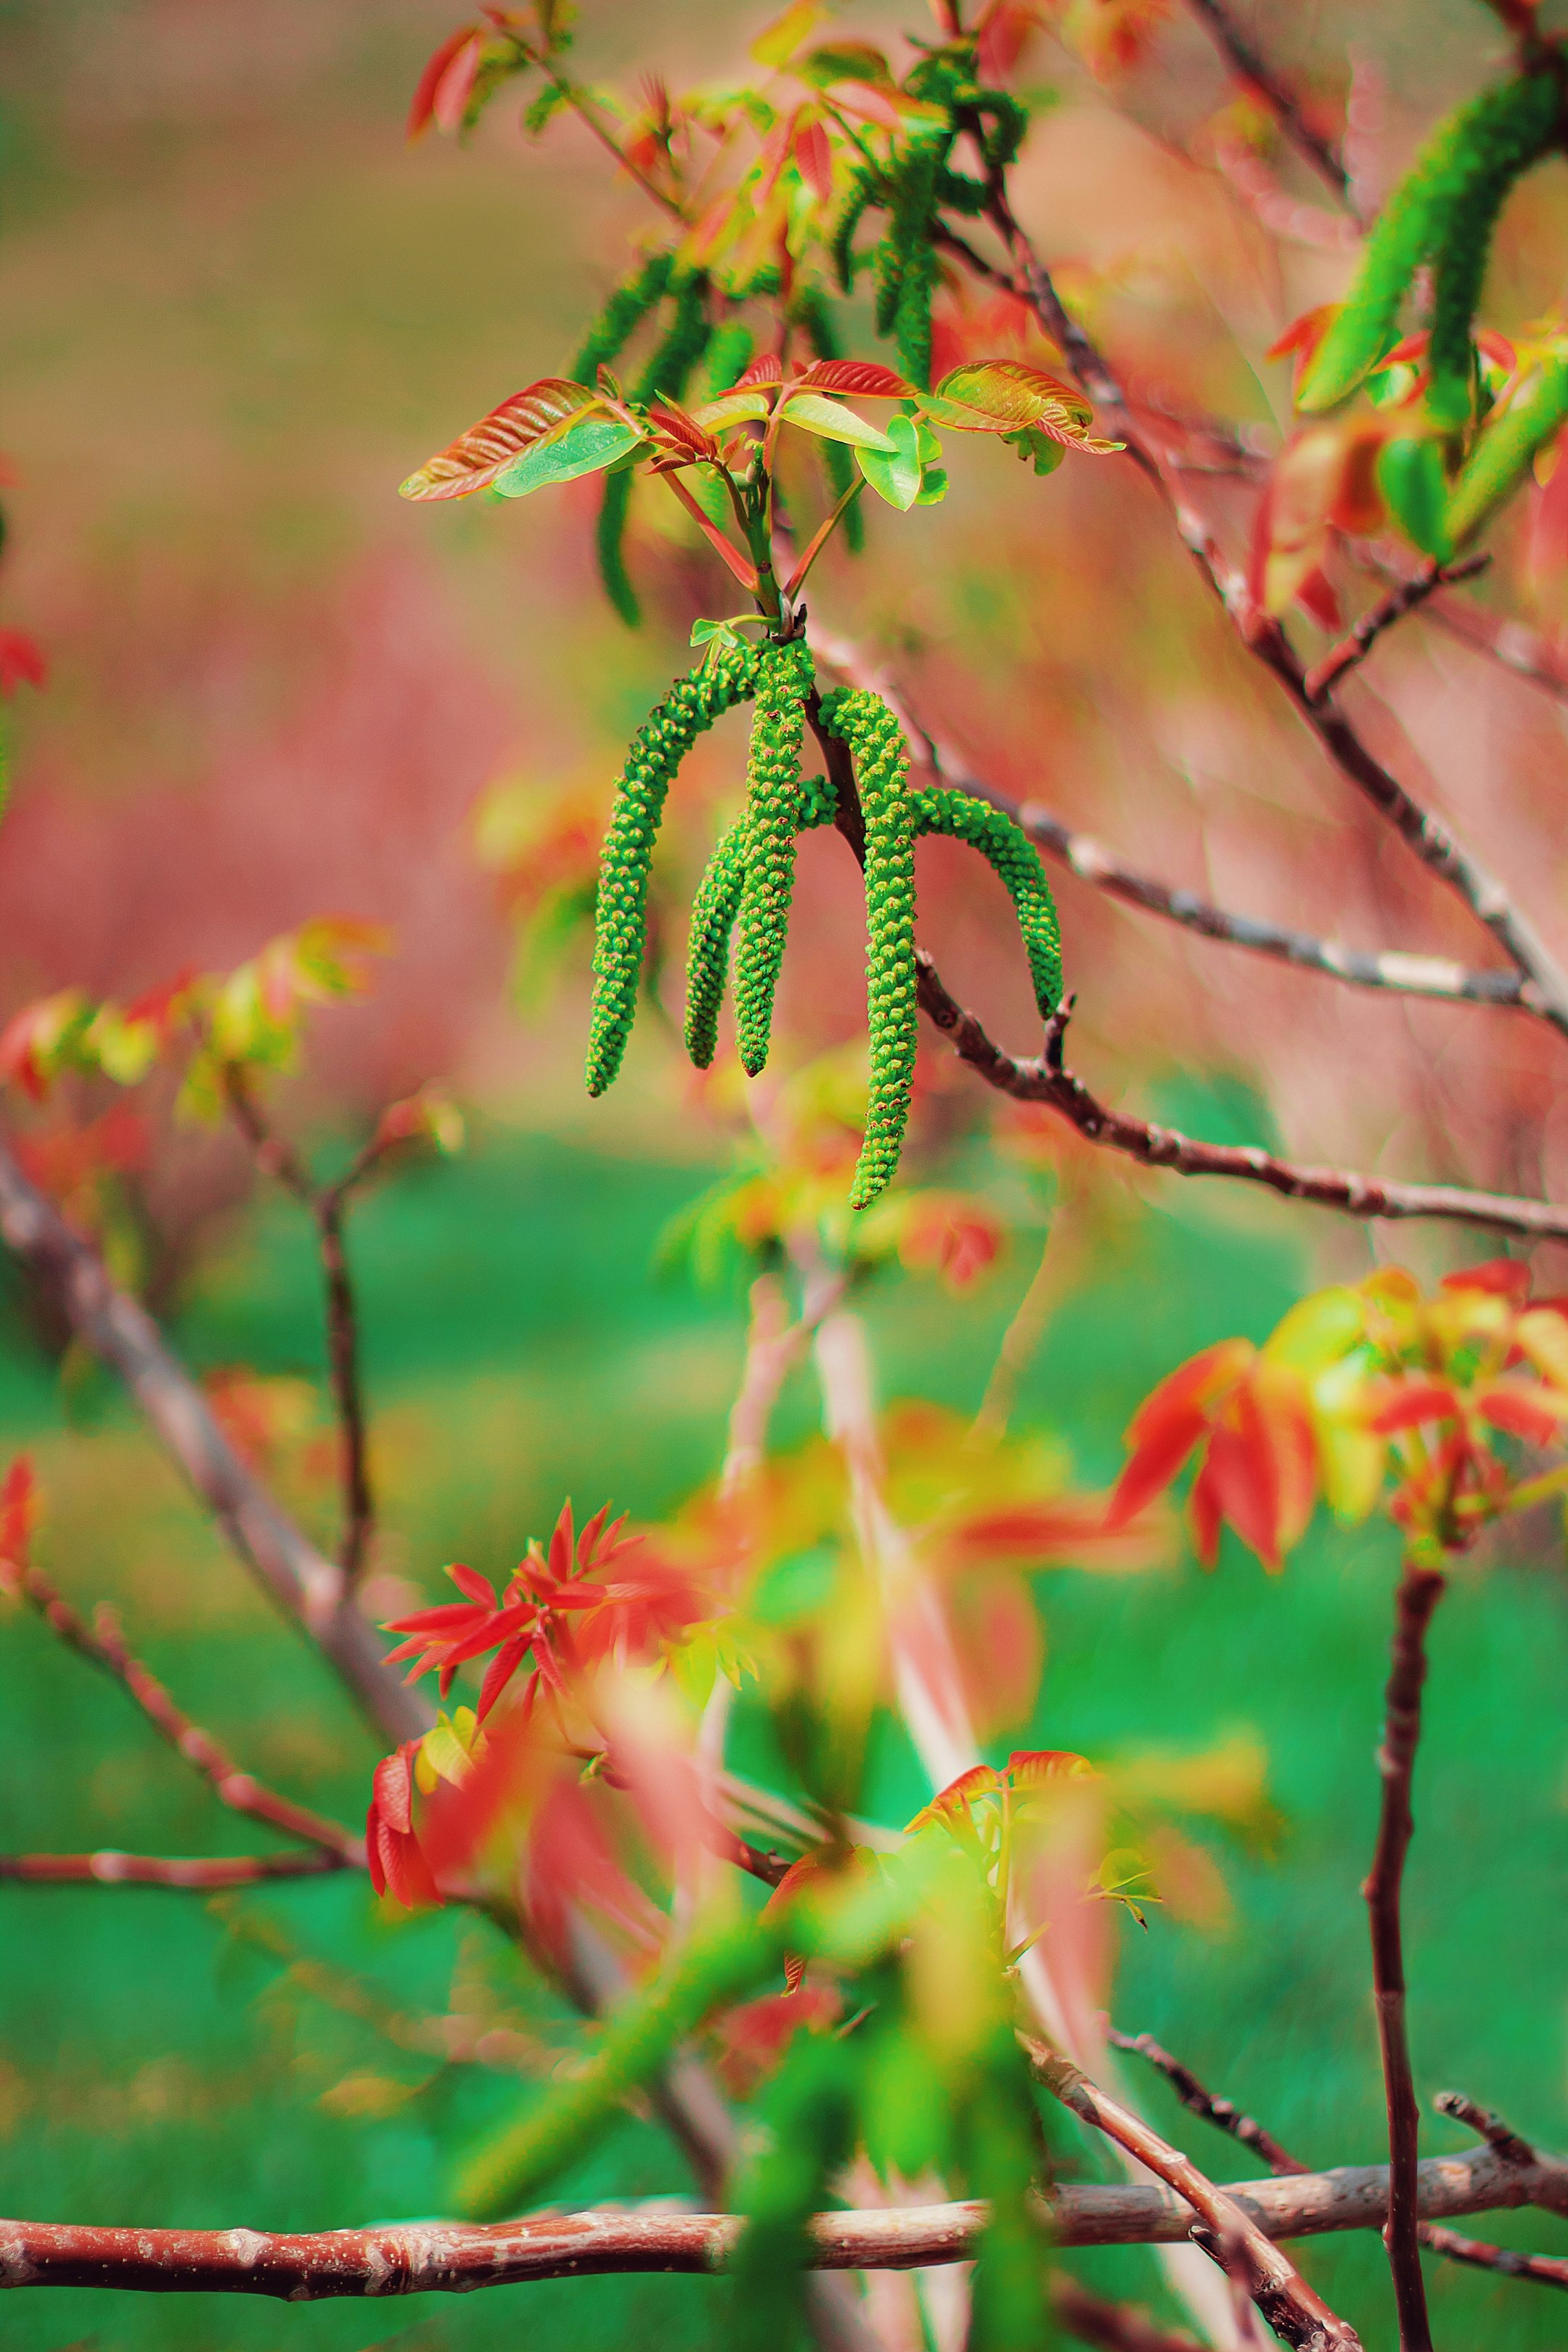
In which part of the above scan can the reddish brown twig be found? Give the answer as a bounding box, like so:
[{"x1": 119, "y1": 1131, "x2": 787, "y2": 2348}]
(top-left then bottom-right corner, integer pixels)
[
  {"x1": 0, "y1": 1135, "x2": 428, "y2": 1747},
  {"x1": 1115, "y1": 2028, "x2": 1568, "y2": 2290},
  {"x1": 0, "y1": 1540, "x2": 361, "y2": 1862},
  {"x1": 1364, "y1": 1567, "x2": 1447, "y2": 2352},
  {"x1": 1180, "y1": 0, "x2": 1349, "y2": 198},
  {"x1": 814, "y1": 627, "x2": 1530, "y2": 1016},
  {"x1": 1024, "y1": 2037, "x2": 1362, "y2": 2351},
  {"x1": 0, "y1": 1850, "x2": 346, "y2": 1888},
  {"x1": 1303, "y1": 558, "x2": 1490, "y2": 703},
  {"x1": 221, "y1": 1070, "x2": 378, "y2": 1583},
  {"x1": 914, "y1": 963, "x2": 1568, "y2": 1241},
  {"x1": 1052, "y1": 2279, "x2": 1202, "y2": 2352}
]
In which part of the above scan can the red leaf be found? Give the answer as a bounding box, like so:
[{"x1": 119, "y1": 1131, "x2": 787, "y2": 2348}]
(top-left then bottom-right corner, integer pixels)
[
  {"x1": 400, "y1": 378, "x2": 598, "y2": 502},
  {"x1": 1370, "y1": 1380, "x2": 1463, "y2": 1433},
  {"x1": 1005, "y1": 1749, "x2": 1093, "y2": 1787},
  {"x1": 0, "y1": 629, "x2": 47, "y2": 698},
  {"x1": 736, "y1": 354, "x2": 784, "y2": 389},
  {"x1": 1107, "y1": 1338, "x2": 1253, "y2": 1527},
  {"x1": 547, "y1": 1499, "x2": 574, "y2": 1582},
  {"x1": 372, "y1": 1745, "x2": 417, "y2": 1837},
  {"x1": 1442, "y1": 1258, "x2": 1532, "y2": 1304},
  {"x1": 1189, "y1": 1452, "x2": 1224, "y2": 1569},
  {"x1": 1474, "y1": 1385, "x2": 1561, "y2": 1446},
  {"x1": 447, "y1": 1562, "x2": 498, "y2": 1607},
  {"x1": 407, "y1": 25, "x2": 481, "y2": 140},
  {"x1": 0, "y1": 1455, "x2": 36, "y2": 1580},
  {"x1": 647, "y1": 399, "x2": 720, "y2": 465},
  {"x1": 794, "y1": 116, "x2": 833, "y2": 204},
  {"x1": 905, "y1": 1764, "x2": 1002, "y2": 1829},
  {"x1": 792, "y1": 358, "x2": 916, "y2": 401},
  {"x1": 477, "y1": 1634, "x2": 531, "y2": 1720}
]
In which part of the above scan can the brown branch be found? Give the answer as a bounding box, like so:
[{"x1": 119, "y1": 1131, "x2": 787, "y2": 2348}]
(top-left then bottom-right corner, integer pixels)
[
  {"x1": 0, "y1": 1849, "x2": 346, "y2": 1888},
  {"x1": 1024, "y1": 2037, "x2": 1361, "y2": 2352},
  {"x1": 1, "y1": 1510, "x2": 362, "y2": 1861},
  {"x1": 813, "y1": 628, "x2": 1530, "y2": 1016},
  {"x1": 957, "y1": 176, "x2": 1568, "y2": 1042},
  {"x1": 915, "y1": 965, "x2": 1568, "y2": 1241},
  {"x1": 1364, "y1": 1567, "x2": 1446, "y2": 2352},
  {"x1": 1106, "y1": 2030, "x2": 1300, "y2": 2177},
  {"x1": 1115, "y1": 2029, "x2": 1568, "y2": 2294},
  {"x1": 1303, "y1": 558, "x2": 1490, "y2": 704},
  {"x1": 6, "y1": 2135, "x2": 1568, "y2": 2299},
  {"x1": 221, "y1": 1071, "x2": 376, "y2": 1582},
  {"x1": 0, "y1": 1132, "x2": 429, "y2": 1748},
  {"x1": 1053, "y1": 2280, "x2": 1201, "y2": 2352},
  {"x1": 1179, "y1": 0, "x2": 1349, "y2": 199}
]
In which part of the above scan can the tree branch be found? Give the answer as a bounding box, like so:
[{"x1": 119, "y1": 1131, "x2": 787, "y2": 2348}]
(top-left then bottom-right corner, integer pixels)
[
  {"x1": 1114, "y1": 2030, "x2": 1568, "y2": 2292},
  {"x1": 1179, "y1": 0, "x2": 1349, "y2": 200},
  {"x1": 914, "y1": 966, "x2": 1568, "y2": 1241},
  {"x1": 1025, "y1": 2038, "x2": 1360, "y2": 2352},
  {"x1": 7, "y1": 2136, "x2": 1568, "y2": 2298},
  {"x1": 1302, "y1": 558, "x2": 1490, "y2": 704},
  {"x1": 0, "y1": 1132, "x2": 430, "y2": 1747},
  {"x1": 0, "y1": 1849, "x2": 347, "y2": 1888},
  {"x1": 0, "y1": 1545, "x2": 361, "y2": 1861},
  {"x1": 813, "y1": 629, "x2": 1531, "y2": 1016},
  {"x1": 1364, "y1": 1567, "x2": 1445, "y2": 2352},
  {"x1": 957, "y1": 179, "x2": 1568, "y2": 1042}
]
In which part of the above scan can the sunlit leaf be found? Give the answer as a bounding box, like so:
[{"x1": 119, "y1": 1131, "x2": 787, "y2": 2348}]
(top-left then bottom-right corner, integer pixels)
[
  {"x1": 778, "y1": 393, "x2": 896, "y2": 452},
  {"x1": 400, "y1": 378, "x2": 600, "y2": 501},
  {"x1": 919, "y1": 359, "x2": 1098, "y2": 439},
  {"x1": 493, "y1": 414, "x2": 648, "y2": 499},
  {"x1": 751, "y1": 0, "x2": 824, "y2": 68},
  {"x1": 795, "y1": 41, "x2": 893, "y2": 89},
  {"x1": 690, "y1": 389, "x2": 774, "y2": 433},
  {"x1": 791, "y1": 359, "x2": 915, "y2": 400},
  {"x1": 855, "y1": 414, "x2": 923, "y2": 507},
  {"x1": 407, "y1": 24, "x2": 482, "y2": 141}
]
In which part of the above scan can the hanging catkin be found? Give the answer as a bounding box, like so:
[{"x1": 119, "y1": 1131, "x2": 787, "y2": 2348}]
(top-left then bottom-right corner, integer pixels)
[
  {"x1": 911, "y1": 788, "x2": 1062, "y2": 1016},
  {"x1": 819, "y1": 687, "x2": 920, "y2": 1209},
  {"x1": 734, "y1": 642, "x2": 815, "y2": 1077},
  {"x1": 587, "y1": 643, "x2": 760, "y2": 1095}
]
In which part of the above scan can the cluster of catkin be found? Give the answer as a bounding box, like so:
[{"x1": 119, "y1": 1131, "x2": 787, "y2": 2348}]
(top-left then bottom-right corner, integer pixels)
[{"x1": 586, "y1": 640, "x2": 1062, "y2": 1208}]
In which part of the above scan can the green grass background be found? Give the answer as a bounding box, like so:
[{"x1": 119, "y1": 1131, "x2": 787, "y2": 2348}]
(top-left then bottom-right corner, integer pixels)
[{"x1": 1, "y1": 1119, "x2": 1564, "y2": 2352}]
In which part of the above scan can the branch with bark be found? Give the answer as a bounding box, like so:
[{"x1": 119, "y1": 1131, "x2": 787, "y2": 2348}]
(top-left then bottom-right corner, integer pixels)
[{"x1": 4, "y1": 2134, "x2": 1567, "y2": 2300}]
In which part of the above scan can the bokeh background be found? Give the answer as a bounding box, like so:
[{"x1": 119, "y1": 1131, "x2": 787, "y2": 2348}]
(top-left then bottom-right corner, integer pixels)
[{"x1": 1, "y1": 2, "x2": 1566, "y2": 2346}]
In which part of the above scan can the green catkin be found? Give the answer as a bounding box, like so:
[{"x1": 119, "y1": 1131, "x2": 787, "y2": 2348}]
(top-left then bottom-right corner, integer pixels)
[
  {"x1": 1299, "y1": 73, "x2": 1559, "y2": 414},
  {"x1": 684, "y1": 775, "x2": 836, "y2": 1071},
  {"x1": 911, "y1": 788, "x2": 1063, "y2": 1016},
  {"x1": 569, "y1": 250, "x2": 676, "y2": 386},
  {"x1": 820, "y1": 687, "x2": 919, "y2": 1209},
  {"x1": 586, "y1": 643, "x2": 761, "y2": 1095},
  {"x1": 595, "y1": 273, "x2": 715, "y2": 626},
  {"x1": 830, "y1": 163, "x2": 882, "y2": 293},
  {"x1": 703, "y1": 320, "x2": 755, "y2": 398},
  {"x1": 884, "y1": 136, "x2": 949, "y2": 388},
  {"x1": 684, "y1": 820, "x2": 747, "y2": 1070},
  {"x1": 1426, "y1": 73, "x2": 1559, "y2": 420},
  {"x1": 1445, "y1": 354, "x2": 1568, "y2": 543},
  {"x1": 734, "y1": 641, "x2": 814, "y2": 1077}
]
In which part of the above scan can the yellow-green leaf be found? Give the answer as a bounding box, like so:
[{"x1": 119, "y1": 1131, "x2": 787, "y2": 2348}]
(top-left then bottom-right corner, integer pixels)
[{"x1": 778, "y1": 392, "x2": 896, "y2": 452}]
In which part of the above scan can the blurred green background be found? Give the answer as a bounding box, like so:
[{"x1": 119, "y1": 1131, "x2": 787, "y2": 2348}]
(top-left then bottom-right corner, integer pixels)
[{"x1": 1, "y1": 3, "x2": 1567, "y2": 2349}]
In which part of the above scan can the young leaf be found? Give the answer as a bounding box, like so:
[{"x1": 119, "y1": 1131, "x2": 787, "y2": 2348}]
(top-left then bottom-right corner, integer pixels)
[
  {"x1": 918, "y1": 359, "x2": 1117, "y2": 452},
  {"x1": 856, "y1": 412, "x2": 923, "y2": 507},
  {"x1": 778, "y1": 393, "x2": 897, "y2": 451},
  {"x1": 492, "y1": 414, "x2": 649, "y2": 499},
  {"x1": 407, "y1": 25, "x2": 482, "y2": 142},
  {"x1": 401, "y1": 378, "x2": 600, "y2": 501},
  {"x1": 690, "y1": 388, "x2": 774, "y2": 433},
  {"x1": 790, "y1": 359, "x2": 916, "y2": 400}
]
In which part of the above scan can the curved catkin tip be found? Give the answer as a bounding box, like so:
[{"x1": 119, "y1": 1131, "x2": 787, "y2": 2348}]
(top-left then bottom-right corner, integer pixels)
[
  {"x1": 1299, "y1": 73, "x2": 1560, "y2": 415},
  {"x1": 1445, "y1": 355, "x2": 1568, "y2": 546},
  {"x1": 584, "y1": 646, "x2": 761, "y2": 1096},
  {"x1": 733, "y1": 641, "x2": 814, "y2": 1079},
  {"x1": 912, "y1": 787, "x2": 1063, "y2": 1015}
]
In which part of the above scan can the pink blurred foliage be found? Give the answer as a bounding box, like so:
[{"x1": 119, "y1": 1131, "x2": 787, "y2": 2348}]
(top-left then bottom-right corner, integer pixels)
[{"x1": 0, "y1": 547, "x2": 515, "y2": 1119}]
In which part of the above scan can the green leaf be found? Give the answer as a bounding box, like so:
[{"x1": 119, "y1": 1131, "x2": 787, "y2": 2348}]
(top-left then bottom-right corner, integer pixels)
[
  {"x1": 491, "y1": 414, "x2": 648, "y2": 499},
  {"x1": 1005, "y1": 425, "x2": 1066, "y2": 477},
  {"x1": 778, "y1": 391, "x2": 896, "y2": 452},
  {"x1": 918, "y1": 359, "x2": 1096, "y2": 438},
  {"x1": 915, "y1": 467, "x2": 948, "y2": 505},
  {"x1": 1376, "y1": 435, "x2": 1453, "y2": 560},
  {"x1": 690, "y1": 388, "x2": 774, "y2": 433},
  {"x1": 855, "y1": 413, "x2": 923, "y2": 507}
]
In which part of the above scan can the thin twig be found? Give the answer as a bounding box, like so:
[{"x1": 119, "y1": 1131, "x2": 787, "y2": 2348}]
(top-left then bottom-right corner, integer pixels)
[
  {"x1": 1364, "y1": 1566, "x2": 1446, "y2": 2352},
  {"x1": 0, "y1": 1537, "x2": 362, "y2": 1861},
  {"x1": 1303, "y1": 558, "x2": 1490, "y2": 703},
  {"x1": 221, "y1": 1071, "x2": 377, "y2": 1581},
  {"x1": 0, "y1": 1133, "x2": 428, "y2": 1744},
  {"x1": 1179, "y1": 0, "x2": 1349, "y2": 198},
  {"x1": 6, "y1": 2133, "x2": 1568, "y2": 2298},
  {"x1": 960, "y1": 173, "x2": 1568, "y2": 1042},
  {"x1": 915, "y1": 965, "x2": 1568, "y2": 1241},
  {"x1": 0, "y1": 1850, "x2": 346, "y2": 1888},
  {"x1": 813, "y1": 627, "x2": 1530, "y2": 1016},
  {"x1": 1114, "y1": 2029, "x2": 1568, "y2": 2290},
  {"x1": 1024, "y1": 2037, "x2": 1362, "y2": 2352}
]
